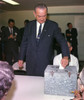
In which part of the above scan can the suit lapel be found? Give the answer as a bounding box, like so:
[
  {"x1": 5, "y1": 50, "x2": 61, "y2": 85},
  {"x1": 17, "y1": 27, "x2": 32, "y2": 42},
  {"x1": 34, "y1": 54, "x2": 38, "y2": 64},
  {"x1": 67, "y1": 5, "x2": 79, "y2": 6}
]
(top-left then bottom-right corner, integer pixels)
[
  {"x1": 40, "y1": 20, "x2": 49, "y2": 40},
  {"x1": 13, "y1": 27, "x2": 15, "y2": 35},
  {"x1": 31, "y1": 20, "x2": 37, "y2": 46},
  {"x1": 7, "y1": 27, "x2": 11, "y2": 36}
]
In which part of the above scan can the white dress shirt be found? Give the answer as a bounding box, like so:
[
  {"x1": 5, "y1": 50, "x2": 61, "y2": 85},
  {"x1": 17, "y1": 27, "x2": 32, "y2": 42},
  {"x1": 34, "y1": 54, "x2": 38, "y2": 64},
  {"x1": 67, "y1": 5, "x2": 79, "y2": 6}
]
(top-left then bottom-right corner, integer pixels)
[
  {"x1": 9, "y1": 27, "x2": 13, "y2": 34},
  {"x1": 53, "y1": 54, "x2": 79, "y2": 72}
]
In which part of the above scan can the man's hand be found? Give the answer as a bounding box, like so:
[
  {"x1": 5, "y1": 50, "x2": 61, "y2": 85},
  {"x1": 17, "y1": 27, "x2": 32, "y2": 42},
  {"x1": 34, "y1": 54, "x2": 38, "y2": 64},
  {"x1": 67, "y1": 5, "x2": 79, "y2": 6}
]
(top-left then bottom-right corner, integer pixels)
[
  {"x1": 66, "y1": 33, "x2": 72, "y2": 37},
  {"x1": 8, "y1": 34, "x2": 14, "y2": 39},
  {"x1": 18, "y1": 60, "x2": 24, "y2": 69},
  {"x1": 61, "y1": 57, "x2": 69, "y2": 68}
]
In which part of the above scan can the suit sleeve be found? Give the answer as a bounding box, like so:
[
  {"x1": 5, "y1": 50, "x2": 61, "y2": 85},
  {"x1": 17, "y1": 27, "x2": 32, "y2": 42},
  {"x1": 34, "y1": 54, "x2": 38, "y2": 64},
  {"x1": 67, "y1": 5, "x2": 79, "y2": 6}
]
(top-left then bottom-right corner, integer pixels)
[{"x1": 53, "y1": 23, "x2": 70, "y2": 58}]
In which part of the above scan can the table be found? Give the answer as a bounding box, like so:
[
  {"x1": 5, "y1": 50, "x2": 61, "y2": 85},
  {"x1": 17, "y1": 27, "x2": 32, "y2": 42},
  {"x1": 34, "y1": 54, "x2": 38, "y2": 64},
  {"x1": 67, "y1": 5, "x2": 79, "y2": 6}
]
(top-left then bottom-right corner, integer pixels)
[{"x1": 6, "y1": 75, "x2": 73, "y2": 100}]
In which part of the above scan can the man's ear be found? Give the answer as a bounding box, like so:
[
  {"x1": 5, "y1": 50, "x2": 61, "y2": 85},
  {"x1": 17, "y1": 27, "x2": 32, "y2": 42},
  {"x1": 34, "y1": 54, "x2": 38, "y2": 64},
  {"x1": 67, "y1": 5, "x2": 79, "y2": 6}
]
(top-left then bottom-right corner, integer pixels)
[{"x1": 70, "y1": 46, "x2": 73, "y2": 51}]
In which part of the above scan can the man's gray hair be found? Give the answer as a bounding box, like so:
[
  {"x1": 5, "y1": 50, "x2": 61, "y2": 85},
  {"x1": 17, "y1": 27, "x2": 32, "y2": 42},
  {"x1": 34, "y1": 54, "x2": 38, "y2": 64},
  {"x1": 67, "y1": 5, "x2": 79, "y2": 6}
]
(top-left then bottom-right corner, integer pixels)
[{"x1": 34, "y1": 3, "x2": 48, "y2": 12}]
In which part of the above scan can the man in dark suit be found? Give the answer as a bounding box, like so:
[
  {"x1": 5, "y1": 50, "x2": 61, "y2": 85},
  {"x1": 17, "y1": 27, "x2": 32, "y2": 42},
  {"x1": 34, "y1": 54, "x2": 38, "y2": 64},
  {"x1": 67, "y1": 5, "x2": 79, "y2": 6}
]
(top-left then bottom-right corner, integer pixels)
[
  {"x1": 2, "y1": 19, "x2": 20, "y2": 65},
  {"x1": 18, "y1": 3, "x2": 70, "y2": 76},
  {"x1": 66, "y1": 23, "x2": 78, "y2": 58}
]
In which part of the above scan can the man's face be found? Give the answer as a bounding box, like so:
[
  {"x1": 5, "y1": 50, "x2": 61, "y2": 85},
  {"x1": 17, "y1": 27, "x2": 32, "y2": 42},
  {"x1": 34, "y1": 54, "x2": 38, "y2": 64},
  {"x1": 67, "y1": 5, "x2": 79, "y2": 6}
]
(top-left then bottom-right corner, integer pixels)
[
  {"x1": 33, "y1": 8, "x2": 47, "y2": 24},
  {"x1": 68, "y1": 24, "x2": 72, "y2": 29},
  {"x1": 8, "y1": 22, "x2": 14, "y2": 28}
]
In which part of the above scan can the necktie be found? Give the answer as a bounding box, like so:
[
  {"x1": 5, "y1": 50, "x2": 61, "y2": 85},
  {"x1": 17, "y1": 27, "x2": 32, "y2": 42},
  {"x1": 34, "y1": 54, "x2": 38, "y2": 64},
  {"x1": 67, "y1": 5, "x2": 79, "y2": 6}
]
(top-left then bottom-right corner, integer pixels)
[
  {"x1": 37, "y1": 24, "x2": 42, "y2": 39},
  {"x1": 36, "y1": 24, "x2": 42, "y2": 45},
  {"x1": 10, "y1": 28, "x2": 13, "y2": 34}
]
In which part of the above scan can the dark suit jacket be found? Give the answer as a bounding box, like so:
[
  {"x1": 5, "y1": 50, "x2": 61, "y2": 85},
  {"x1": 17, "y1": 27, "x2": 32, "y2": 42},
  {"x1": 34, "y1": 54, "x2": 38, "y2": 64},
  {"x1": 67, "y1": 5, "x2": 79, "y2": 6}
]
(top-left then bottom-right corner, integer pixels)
[
  {"x1": 66, "y1": 28, "x2": 78, "y2": 46},
  {"x1": 19, "y1": 19, "x2": 69, "y2": 76},
  {"x1": 2, "y1": 26, "x2": 20, "y2": 53}
]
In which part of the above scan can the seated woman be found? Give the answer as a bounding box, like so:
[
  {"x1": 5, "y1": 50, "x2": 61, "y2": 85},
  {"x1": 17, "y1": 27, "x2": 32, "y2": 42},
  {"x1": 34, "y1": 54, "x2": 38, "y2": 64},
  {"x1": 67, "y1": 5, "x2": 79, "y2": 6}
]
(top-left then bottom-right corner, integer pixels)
[
  {"x1": 73, "y1": 68, "x2": 84, "y2": 100},
  {"x1": 0, "y1": 61, "x2": 14, "y2": 100}
]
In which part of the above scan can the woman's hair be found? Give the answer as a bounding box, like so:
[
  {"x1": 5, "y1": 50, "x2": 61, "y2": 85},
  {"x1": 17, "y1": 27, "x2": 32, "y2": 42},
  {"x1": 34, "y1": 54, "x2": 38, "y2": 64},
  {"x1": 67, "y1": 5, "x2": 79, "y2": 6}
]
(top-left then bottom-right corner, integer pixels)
[{"x1": 0, "y1": 61, "x2": 14, "y2": 99}]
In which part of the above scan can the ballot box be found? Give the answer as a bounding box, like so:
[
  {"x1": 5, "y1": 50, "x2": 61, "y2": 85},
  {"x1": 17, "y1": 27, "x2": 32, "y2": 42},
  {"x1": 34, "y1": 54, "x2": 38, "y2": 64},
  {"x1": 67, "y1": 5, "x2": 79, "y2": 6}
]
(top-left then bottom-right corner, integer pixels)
[{"x1": 44, "y1": 65, "x2": 77, "y2": 97}]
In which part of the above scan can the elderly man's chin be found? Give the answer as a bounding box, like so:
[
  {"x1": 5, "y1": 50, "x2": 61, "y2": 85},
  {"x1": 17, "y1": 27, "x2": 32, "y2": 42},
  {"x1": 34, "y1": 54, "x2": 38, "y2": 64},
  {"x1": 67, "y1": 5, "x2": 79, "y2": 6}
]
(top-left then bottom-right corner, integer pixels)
[{"x1": 38, "y1": 20, "x2": 46, "y2": 24}]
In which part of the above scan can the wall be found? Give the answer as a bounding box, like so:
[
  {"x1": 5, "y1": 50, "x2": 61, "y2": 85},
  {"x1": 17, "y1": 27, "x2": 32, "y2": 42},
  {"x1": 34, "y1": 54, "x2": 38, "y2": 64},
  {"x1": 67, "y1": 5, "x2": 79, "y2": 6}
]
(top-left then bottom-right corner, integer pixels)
[{"x1": 0, "y1": 10, "x2": 34, "y2": 28}]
